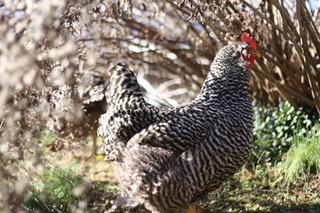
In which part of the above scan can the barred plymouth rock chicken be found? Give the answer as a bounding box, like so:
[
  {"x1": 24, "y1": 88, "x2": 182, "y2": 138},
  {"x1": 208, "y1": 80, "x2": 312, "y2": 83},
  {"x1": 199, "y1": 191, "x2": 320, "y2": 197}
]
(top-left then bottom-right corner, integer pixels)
[{"x1": 98, "y1": 33, "x2": 256, "y2": 213}]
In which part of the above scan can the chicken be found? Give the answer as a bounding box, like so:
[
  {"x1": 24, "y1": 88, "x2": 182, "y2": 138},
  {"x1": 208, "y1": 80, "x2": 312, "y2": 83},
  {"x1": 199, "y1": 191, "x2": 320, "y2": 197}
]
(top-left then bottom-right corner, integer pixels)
[{"x1": 98, "y1": 33, "x2": 256, "y2": 213}]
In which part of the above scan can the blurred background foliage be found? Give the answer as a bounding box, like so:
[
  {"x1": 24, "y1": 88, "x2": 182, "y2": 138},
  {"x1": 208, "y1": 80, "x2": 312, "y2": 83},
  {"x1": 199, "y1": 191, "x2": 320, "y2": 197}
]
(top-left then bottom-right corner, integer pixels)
[{"x1": 0, "y1": 0, "x2": 319, "y2": 212}]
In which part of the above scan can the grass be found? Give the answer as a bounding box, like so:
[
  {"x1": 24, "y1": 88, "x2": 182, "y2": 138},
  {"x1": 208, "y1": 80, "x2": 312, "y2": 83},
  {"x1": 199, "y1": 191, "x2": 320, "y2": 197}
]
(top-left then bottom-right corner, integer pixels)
[
  {"x1": 206, "y1": 167, "x2": 320, "y2": 213},
  {"x1": 23, "y1": 165, "x2": 91, "y2": 213},
  {"x1": 280, "y1": 123, "x2": 320, "y2": 186},
  {"x1": 22, "y1": 124, "x2": 320, "y2": 213},
  {"x1": 23, "y1": 159, "x2": 320, "y2": 213}
]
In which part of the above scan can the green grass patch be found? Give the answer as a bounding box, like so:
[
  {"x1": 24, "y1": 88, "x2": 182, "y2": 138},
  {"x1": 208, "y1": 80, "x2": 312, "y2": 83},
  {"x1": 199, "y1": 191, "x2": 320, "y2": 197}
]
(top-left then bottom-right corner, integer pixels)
[
  {"x1": 36, "y1": 130, "x2": 57, "y2": 145},
  {"x1": 23, "y1": 165, "x2": 90, "y2": 213},
  {"x1": 280, "y1": 123, "x2": 320, "y2": 186},
  {"x1": 206, "y1": 167, "x2": 320, "y2": 213}
]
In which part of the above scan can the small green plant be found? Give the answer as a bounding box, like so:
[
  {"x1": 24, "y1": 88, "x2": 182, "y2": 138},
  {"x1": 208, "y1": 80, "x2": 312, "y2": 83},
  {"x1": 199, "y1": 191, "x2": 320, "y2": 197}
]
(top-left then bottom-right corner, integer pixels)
[
  {"x1": 38, "y1": 131, "x2": 57, "y2": 145},
  {"x1": 280, "y1": 123, "x2": 320, "y2": 186},
  {"x1": 248, "y1": 102, "x2": 318, "y2": 168},
  {"x1": 23, "y1": 166, "x2": 90, "y2": 213}
]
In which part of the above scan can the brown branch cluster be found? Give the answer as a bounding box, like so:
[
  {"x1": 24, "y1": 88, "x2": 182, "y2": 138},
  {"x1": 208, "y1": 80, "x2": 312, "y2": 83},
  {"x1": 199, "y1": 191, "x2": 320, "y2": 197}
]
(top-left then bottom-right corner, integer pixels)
[{"x1": 83, "y1": 0, "x2": 320, "y2": 110}]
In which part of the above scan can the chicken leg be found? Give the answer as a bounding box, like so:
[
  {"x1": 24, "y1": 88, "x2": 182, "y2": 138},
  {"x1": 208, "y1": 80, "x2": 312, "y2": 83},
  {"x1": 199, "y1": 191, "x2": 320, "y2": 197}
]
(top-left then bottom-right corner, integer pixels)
[{"x1": 187, "y1": 205, "x2": 196, "y2": 213}]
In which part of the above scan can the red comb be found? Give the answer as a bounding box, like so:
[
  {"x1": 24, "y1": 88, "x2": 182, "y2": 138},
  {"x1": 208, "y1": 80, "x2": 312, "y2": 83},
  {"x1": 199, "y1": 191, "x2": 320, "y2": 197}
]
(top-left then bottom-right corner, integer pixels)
[
  {"x1": 241, "y1": 33, "x2": 256, "y2": 50},
  {"x1": 240, "y1": 33, "x2": 257, "y2": 67}
]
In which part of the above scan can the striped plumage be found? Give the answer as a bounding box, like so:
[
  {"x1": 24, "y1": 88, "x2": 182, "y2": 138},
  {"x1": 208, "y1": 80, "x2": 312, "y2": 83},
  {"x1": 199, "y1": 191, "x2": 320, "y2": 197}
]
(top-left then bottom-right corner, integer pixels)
[
  {"x1": 98, "y1": 65, "x2": 163, "y2": 160},
  {"x1": 98, "y1": 41, "x2": 253, "y2": 213}
]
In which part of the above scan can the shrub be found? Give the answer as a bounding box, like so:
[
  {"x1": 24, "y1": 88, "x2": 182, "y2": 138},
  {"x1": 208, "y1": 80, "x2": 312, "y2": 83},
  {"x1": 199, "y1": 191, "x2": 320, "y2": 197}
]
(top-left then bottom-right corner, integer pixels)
[{"x1": 248, "y1": 102, "x2": 319, "y2": 167}]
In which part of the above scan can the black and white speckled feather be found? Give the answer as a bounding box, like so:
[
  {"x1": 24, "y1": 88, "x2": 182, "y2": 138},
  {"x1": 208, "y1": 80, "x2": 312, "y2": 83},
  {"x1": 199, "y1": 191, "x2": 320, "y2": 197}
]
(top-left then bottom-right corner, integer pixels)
[
  {"x1": 98, "y1": 64, "x2": 163, "y2": 160},
  {"x1": 98, "y1": 42, "x2": 253, "y2": 213}
]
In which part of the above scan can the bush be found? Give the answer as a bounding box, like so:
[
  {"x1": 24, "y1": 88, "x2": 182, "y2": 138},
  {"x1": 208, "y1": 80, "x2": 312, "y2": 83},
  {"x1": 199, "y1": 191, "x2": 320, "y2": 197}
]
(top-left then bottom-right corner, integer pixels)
[
  {"x1": 23, "y1": 166, "x2": 90, "y2": 213},
  {"x1": 248, "y1": 102, "x2": 319, "y2": 167}
]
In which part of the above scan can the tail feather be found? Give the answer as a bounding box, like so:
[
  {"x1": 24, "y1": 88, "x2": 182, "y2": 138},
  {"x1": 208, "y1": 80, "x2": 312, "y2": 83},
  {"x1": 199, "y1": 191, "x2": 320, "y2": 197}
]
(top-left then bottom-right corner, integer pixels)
[
  {"x1": 98, "y1": 63, "x2": 163, "y2": 161},
  {"x1": 106, "y1": 64, "x2": 146, "y2": 108}
]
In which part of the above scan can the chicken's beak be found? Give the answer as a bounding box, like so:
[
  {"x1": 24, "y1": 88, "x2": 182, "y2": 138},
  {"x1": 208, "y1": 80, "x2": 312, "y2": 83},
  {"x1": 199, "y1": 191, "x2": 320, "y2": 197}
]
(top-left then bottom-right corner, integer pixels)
[{"x1": 254, "y1": 51, "x2": 261, "y2": 58}]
